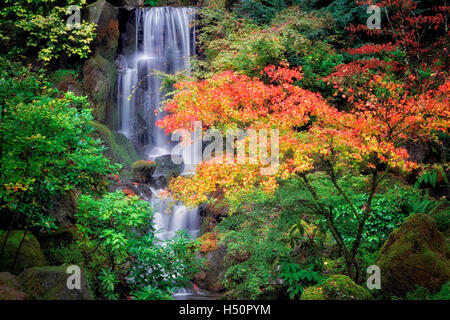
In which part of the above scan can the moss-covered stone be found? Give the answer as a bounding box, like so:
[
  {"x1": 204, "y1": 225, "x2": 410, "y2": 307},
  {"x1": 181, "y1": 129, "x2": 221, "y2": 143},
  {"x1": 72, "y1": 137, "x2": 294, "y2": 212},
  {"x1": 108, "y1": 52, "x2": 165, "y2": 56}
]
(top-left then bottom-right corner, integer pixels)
[
  {"x1": 0, "y1": 231, "x2": 46, "y2": 275},
  {"x1": 376, "y1": 213, "x2": 450, "y2": 297},
  {"x1": 90, "y1": 121, "x2": 138, "y2": 169},
  {"x1": 131, "y1": 160, "x2": 156, "y2": 183},
  {"x1": 83, "y1": 54, "x2": 117, "y2": 124},
  {"x1": 17, "y1": 266, "x2": 91, "y2": 300},
  {"x1": 37, "y1": 227, "x2": 78, "y2": 251},
  {"x1": 301, "y1": 275, "x2": 372, "y2": 300}
]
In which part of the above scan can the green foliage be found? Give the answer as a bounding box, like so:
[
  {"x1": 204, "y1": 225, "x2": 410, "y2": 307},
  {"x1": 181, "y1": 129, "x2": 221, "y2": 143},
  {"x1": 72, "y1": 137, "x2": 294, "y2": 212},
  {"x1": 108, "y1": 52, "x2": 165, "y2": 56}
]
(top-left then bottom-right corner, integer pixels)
[
  {"x1": 0, "y1": 59, "x2": 118, "y2": 232},
  {"x1": 46, "y1": 243, "x2": 83, "y2": 266},
  {"x1": 197, "y1": 6, "x2": 341, "y2": 82},
  {"x1": 49, "y1": 69, "x2": 80, "y2": 85},
  {"x1": 76, "y1": 191, "x2": 203, "y2": 300},
  {"x1": 233, "y1": 0, "x2": 291, "y2": 25},
  {"x1": 279, "y1": 262, "x2": 322, "y2": 299},
  {"x1": 0, "y1": 0, "x2": 96, "y2": 62},
  {"x1": 216, "y1": 178, "x2": 315, "y2": 299},
  {"x1": 405, "y1": 282, "x2": 450, "y2": 300},
  {"x1": 310, "y1": 178, "x2": 442, "y2": 252}
]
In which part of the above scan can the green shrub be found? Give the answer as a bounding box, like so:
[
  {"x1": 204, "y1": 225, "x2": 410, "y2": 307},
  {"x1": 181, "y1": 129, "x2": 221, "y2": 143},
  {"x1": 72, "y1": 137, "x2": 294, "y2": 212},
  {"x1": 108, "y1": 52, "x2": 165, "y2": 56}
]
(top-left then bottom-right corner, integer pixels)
[
  {"x1": 76, "y1": 191, "x2": 203, "y2": 300},
  {"x1": 0, "y1": 0, "x2": 95, "y2": 62}
]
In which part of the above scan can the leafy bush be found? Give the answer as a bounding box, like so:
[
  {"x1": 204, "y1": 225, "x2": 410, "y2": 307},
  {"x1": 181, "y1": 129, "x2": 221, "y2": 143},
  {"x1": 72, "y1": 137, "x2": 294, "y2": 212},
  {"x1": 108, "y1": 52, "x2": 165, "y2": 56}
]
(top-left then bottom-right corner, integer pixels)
[
  {"x1": 279, "y1": 262, "x2": 323, "y2": 299},
  {"x1": 405, "y1": 282, "x2": 450, "y2": 300},
  {"x1": 197, "y1": 7, "x2": 341, "y2": 82},
  {"x1": 0, "y1": 59, "x2": 118, "y2": 234},
  {"x1": 0, "y1": 0, "x2": 96, "y2": 62},
  {"x1": 76, "y1": 191, "x2": 203, "y2": 299}
]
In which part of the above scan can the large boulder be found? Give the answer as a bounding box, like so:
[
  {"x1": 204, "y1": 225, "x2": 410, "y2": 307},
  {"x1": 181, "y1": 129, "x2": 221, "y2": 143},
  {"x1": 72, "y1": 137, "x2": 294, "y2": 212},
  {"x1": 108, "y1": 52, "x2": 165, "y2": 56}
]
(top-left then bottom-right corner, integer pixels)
[
  {"x1": 17, "y1": 266, "x2": 92, "y2": 300},
  {"x1": 109, "y1": 0, "x2": 144, "y2": 7},
  {"x1": 376, "y1": 213, "x2": 450, "y2": 297},
  {"x1": 301, "y1": 275, "x2": 372, "y2": 300},
  {"x1": 0, "y1": 272, "x2": 27, "y2": 300},
  {"x1": 195, "y1": 243, "x2": 228, "y2": 293},
  {"x1": 83, "y1": 0, "x2": 120, "y2": 125},
  {"x1": 0, "y1": 231, "x2": 46, "y2": 275},
  {"x1": 90, "y1": 121, "x2": 138, "y2": 169}
]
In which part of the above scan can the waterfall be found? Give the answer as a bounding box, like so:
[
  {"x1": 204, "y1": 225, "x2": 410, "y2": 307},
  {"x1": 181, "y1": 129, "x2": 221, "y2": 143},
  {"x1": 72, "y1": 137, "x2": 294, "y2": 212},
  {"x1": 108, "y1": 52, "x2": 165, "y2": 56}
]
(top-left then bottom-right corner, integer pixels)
[{"x1": 117, "y1": 7, "x2": 200, "y2": 242}]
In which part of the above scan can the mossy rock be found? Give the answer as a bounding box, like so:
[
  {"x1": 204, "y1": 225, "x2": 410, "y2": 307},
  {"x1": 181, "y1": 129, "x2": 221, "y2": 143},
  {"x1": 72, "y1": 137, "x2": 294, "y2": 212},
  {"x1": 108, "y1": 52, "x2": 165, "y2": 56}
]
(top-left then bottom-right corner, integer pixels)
[
  {"x1": 37, "y1": 227, "x2": 81, "y2": 265},
  {"x1": 375, "y1": 213, "x2": 450, "y2": 297},
  {"x1": 17, "y1": 266, "x2": 91, "y2": 300},
  {"x1": 131, "y1": 160, "x2": 156, "y2": 183},
  {"x1": 90, "y1": 121, "x2": 138, "y2": 169},
  {"x1": 301, "y1": 275, "x2": 372, "y2": 300},
  {"x1": 0, "y1": 230, "x2": 46, "y2": 275},
  {"x1": 83, "y1": 54, "x2": 117, "y2": 123},
  {"x1": 49, "y1": 70, "x2": 84, "y2": 96},
  {"x1": 37, "y1": 227, "x2": 78, "y2": 250}
]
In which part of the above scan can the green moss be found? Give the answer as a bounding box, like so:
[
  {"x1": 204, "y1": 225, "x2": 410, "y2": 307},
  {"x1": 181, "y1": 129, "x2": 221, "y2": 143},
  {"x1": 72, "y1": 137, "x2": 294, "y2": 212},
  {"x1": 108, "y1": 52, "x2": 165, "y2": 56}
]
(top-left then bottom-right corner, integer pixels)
[
  {"x1": 90, "y1": 121, "x2": 138, "y2": 170},
  {"x1": 131, "y1": 160, "x2": 156, "y2": 183},
  {"x1": 301, "y1": 275, "x2": 372, "y2": 300},
  {"x1": 0, "y1": 230, "x2": 46, "y2": 275},
  {"x1": 83, "y1": 54, "x2": 117, "y2": 123},
  {"x1": 301, "y1": 286, "x2": 325, "y2": 300},
  {"x1": 376, "y1": 213, "x2": 450, "y2": 297},
  {"x1": 17, "y1": 265, "x2": 92, "y2": 300}
]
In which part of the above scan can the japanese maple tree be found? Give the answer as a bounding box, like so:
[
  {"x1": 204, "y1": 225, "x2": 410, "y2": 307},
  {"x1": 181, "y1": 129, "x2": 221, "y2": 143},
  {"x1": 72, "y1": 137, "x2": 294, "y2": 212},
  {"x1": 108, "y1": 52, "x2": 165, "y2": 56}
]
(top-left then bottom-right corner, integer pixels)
[{"x1": 158, "y1": 63, "x2": 449, "y2": 281}]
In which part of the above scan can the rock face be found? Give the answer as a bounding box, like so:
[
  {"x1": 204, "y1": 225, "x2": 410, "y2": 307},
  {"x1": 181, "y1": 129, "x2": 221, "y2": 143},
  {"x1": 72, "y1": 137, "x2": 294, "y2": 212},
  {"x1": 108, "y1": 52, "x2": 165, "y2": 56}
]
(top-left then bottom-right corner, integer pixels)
[
  {"x1": 17, "y1": 266, "x2": 92, "y2": 300},
  {"x1": 48, "y1": 192, "x2": 78, "y2": 228},
  {"x1": 376, "y1": 213, "x2": 450, "y2": 297},
  {"x1": 150, "y1": 154, "x2": 184, "y2": 188},
  {"x1": 195, "y1": 243, "x2": 228, "y2": 293},
  {"x1": 0, "y1": 231, "x2": 46, "y2": 275},
  {"x1": 301, "y1": 275, "x2": 372, "y2": 300},
  {"x1": 83, "y1": 0, "x2": 120, "y2": 125},
  {"x1": 0, "y1": 272, "x2": 27, "y2": 300},
  {"x1": 90, "y1": 121, "x2": 138, "y2": 168}
]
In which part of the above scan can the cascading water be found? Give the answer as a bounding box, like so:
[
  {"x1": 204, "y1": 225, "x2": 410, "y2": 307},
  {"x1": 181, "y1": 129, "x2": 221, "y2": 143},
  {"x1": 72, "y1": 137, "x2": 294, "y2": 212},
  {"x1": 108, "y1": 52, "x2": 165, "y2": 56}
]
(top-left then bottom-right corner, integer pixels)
[{"x1": 117, "y1": 8, "x2": 200, "y2": 244}]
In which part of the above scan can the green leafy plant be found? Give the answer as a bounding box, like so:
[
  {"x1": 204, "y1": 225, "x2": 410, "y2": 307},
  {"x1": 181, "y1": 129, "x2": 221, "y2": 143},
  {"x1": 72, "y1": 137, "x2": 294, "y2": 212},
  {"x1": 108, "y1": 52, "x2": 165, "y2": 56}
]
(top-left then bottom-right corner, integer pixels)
[
  {"x1": 279, "y1": 262, "x2": 322, "y2": 299},
  {"x1": 0, "y1": 0, "x2": 96, "y2": 62},
  {"x1": 76, "y1": 191, "x2": 203, "y2": 300}
]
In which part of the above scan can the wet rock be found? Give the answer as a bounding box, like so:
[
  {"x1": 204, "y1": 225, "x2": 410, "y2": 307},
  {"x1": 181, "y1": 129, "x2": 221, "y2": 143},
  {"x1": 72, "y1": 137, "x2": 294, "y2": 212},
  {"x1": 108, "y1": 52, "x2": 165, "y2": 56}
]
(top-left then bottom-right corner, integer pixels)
[
  {"x1": 83, "y1": 0, "x2": 120, "y2": 124},
  {"x1": 150, "y1": 154, "x2": 184, "y2": 188},
  {"x1": 48, "y1": 192, "x2": 78, "y2": 228}
]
